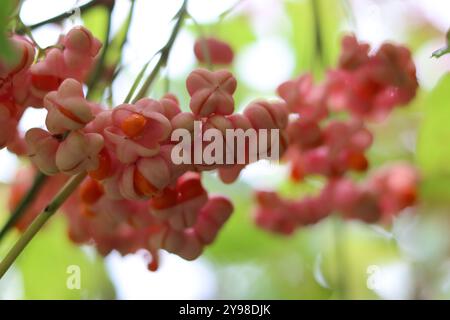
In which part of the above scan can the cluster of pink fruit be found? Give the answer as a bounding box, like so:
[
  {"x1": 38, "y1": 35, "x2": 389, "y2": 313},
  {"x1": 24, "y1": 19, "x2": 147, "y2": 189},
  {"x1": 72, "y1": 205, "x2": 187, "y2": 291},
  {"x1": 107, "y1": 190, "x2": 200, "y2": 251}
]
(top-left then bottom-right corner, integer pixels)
[
  {"x1": 2, "y1": 28, "x2": 289, "y2": 269},
  {"x1": 0, "y1": 23, "x2": 420, "y2": 269},
  {"x1": 254, "y1": 35, "x2": 420, "y2": 235}
]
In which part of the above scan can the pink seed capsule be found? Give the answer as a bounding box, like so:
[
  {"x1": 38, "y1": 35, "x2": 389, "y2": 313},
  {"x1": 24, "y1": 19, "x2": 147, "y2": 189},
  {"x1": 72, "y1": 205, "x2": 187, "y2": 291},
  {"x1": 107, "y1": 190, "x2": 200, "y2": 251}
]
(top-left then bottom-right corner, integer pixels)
[
  {"x1": 25, "y1": 128, "x2": 60, "y2": 175},
  {"x1": 194, "y1": 37, "x2": 234, "y2": 65},
  {"x1": 186, "y1": 68, "x2": 237, "y2": 117},
  {"x1": 43, "y1": 78, "x2": 95, "y2": 134}
]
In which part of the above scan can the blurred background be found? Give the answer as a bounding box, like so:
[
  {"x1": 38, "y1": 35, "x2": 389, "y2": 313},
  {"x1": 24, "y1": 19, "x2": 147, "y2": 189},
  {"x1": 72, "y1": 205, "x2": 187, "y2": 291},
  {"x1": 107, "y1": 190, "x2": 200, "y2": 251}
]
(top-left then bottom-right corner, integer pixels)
[{"x1": 1, "y1": 0, "x2": 450, "y2": 299}]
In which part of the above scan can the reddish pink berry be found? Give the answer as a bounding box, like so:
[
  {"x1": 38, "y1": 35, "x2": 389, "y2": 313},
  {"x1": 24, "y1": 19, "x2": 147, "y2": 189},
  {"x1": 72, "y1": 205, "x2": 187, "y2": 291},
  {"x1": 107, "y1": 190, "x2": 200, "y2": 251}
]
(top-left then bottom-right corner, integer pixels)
[
  {"x1": 327, "y1": 36, "x2": 418, "y2": 120},
  {"x1": 277, "y1": 74, "x2": 328, "y2": 121},
  {"x1": 194, "y1": 37, "x2": 234, "y2": 65}
]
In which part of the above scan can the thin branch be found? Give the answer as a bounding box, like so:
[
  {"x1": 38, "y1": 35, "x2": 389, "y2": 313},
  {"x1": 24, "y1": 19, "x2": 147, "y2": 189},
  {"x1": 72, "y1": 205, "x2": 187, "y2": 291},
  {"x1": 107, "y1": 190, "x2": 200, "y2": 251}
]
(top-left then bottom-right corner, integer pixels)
[
  {"x1": 0, "y1": 172, "x2": 87, "y2": 279},
  {"x1": 218, "y1": 0, "x2": 246, "y2": 21},
  {"x1": 0, "y1": 172, "x2": 47, "y2": 243},
  {"x1": 123, "y1": 58, "x2": 153, "y2": 104},
  {"x1": 115, "y1": 0, "x2": 136, "y2": 58},
  {"x1": 86, "y1": 5, "x2": 114, "y2": 99},
  {"x1": 92, "y1": 0, "x2": 136, "y2": 102},
  {"x1": 16, "y1": 0, "x2": 114, "y2": 34},
  {"x1": 132, "y1": 0, "x2": 188, "y2": 103}
]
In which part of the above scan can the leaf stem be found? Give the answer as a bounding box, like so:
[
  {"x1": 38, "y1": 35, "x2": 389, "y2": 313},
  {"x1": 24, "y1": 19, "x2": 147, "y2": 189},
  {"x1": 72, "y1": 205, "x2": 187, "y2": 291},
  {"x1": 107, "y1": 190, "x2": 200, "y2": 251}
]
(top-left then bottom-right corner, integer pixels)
[{"x1": 0, "y1": 172, "x2": 86, "y2": 279}]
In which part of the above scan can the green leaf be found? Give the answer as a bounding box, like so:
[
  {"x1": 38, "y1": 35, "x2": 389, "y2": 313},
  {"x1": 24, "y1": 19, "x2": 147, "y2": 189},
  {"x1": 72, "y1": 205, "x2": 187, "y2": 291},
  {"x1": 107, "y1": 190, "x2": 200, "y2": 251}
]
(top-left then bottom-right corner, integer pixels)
[
  {"x1": 214, "y1": 15, "x2": 256, "y2": 51},
  {"x1": 0, "y1": 0, "x2": 15, "y2": 61},
  {"x1": 81, "y1": 6, "x2": 110, "y2": 42},
  {"x1": 417, "y1": 73, "x2": 450, "y2": 201},
  {"x1": 105, "y1": 0, "x2": 135, "y2": 67},
  {"x1": 316, "y1": 0, "x2": 343, "y2": 67},
  {"x1": 285, "y1": 0, "x2": 315, "y2": 75},
  {"x1": 188, "y1": 14, "x2": 256, "y2": 52},
  {"x1": 83, "y1": 5, "x2": 112, "y2": 101},
  {"x1": 285, "y1": 0, "x2": 344, "y2": 77},
  {"x1": 417, "y1": 74, "x2": 450, "y2": 175}
]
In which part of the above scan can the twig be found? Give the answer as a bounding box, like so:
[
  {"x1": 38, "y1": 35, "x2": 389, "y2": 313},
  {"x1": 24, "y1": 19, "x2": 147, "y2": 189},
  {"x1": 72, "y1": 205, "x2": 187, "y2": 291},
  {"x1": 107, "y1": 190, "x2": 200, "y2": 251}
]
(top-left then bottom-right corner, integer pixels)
[
  {"x1": 0, "y1": 172, "x2": 47, "y2": 243},
  {"x1": 16, "y1": 0, "x2": 113, "y2": 34},
  {"x1": 0, "y1": 172, "x2": 87, "y2": 279},
  {"x1": 86, "y1": 5, "x2": 114, "y2": 99},
  {"x1": 131, "y1": 0, "x2": 188, "y2": 103},
  {"x1": 218, "y1": 0, "x2": 246, "y2": 21}
]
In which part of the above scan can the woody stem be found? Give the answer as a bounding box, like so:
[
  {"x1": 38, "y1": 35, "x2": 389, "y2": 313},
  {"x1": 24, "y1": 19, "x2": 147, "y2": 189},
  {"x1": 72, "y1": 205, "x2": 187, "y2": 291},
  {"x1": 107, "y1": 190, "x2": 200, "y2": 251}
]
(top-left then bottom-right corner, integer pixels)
[
  {"x1": 0, "y1": 171, "x2": 47, "y2": 243},
  {"x1": 0, "y1": 172, "x2": 87, "y2": 279}
]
